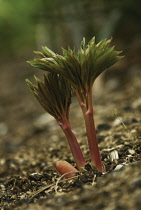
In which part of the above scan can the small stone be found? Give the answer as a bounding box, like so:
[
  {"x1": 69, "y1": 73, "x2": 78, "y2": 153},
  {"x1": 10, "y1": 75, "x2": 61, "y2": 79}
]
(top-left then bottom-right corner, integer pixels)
[
  {"x1": 109, "y1": 150, "x2": 119, "y2": 162},
  {"x1": 20, "y1": 194, "x2": 26, "y2": 199},
  {"x1": 0, "y1": 159, "x2": 5, "y2": 165},
  {"x1": 114, "y1": 164, "x2": 124, "y2": 171},
  {"x1": 0, "y1": 184, "x2": 5, "y2": 190},
  {"x1": 128, "y1": 149, "x2": 135, "y2": 155},
  {"x1": 112, "y1": 117, "x2": 123, "y2": 126},
  {"x1": 28, "y1": 173, "x2": 43, "y2": 181}
]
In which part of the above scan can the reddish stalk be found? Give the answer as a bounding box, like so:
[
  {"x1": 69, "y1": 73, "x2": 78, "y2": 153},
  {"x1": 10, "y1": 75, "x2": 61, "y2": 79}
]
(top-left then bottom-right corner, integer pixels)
[
  {"x1": 75, "y1": 89, "x2": 103, "y2": 172},
  {"x1": 57, "y1": 113, "x2": 86, "y2": 170},
  {"x1": 85, "y1": 107, "x2": 102, "y2": 172}
]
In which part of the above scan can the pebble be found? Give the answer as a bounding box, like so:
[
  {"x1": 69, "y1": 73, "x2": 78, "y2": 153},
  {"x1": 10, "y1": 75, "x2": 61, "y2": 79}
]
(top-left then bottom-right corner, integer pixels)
[
  {"x1": 0, "y1": 184, "x2": 5, "y2": 190},
  {"x1": 28, "y1": 173, "x2": 43, "y2": 181},
  {"x1": 128, "y1": 149, "x2": 135, "y2": 155},
  {"x1": 112, "y1": 117, "x2": 123, "y2": 126},
  {"x1": 109, "y1": 150, "x2": 119, "y2": 162},
  {"x1": 20, "y1": 194, "x2": 26, "y2": 199},
  {"x1": 114, "y1": 164, "x2": 124, "y2": 171}
]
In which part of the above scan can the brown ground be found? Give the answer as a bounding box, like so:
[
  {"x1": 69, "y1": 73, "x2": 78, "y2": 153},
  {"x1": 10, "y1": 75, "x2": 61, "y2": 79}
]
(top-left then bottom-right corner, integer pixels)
[{"x1": 0, "y1": 57, "x2": 141, "y2": 210}]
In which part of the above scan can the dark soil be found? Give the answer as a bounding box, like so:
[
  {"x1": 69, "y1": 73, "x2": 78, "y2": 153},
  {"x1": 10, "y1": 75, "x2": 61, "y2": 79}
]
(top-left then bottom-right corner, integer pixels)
[{"x1": 0, "y1": 58, "x2": 141, "y2": 210}]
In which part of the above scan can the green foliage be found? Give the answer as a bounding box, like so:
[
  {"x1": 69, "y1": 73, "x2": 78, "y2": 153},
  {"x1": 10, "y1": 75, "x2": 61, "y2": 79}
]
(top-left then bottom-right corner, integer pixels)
[
  {"x1": 26, "y1": 73, "x2": 72, "y2": 121},
  {"x1": 0, "y1": 0, "x2": 40, "y2": 56},
  {"x1": 27, "y1": 36, "x2": 123, "y2": 172},
  {"x1": 28, "y1": 37, "x2": 123, "y2": 103}
]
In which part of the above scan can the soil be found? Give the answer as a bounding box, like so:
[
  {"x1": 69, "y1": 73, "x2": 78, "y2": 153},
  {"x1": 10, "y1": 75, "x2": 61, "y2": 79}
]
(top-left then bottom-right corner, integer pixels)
[{"x1": 0, "y1": 57, "x2": 141, "y2": 210}]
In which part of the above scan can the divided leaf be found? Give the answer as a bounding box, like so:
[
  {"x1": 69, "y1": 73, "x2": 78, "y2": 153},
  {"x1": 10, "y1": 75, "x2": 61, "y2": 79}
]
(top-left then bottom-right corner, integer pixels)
[
  {"x1": 28, "y1": 37, "x2": 123, "y2": 103},
  {"x1": 26, "y1": 73, "x2": 72, "y2": 121}
]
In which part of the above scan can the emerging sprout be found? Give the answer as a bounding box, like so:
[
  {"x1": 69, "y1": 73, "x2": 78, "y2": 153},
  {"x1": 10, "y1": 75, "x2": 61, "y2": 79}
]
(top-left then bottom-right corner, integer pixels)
[
  {"x1": 27, "y1": 37, "x2": 123, "y2": 173},
  {"x1": 26, "y1": 73, "x2": 86, "y2": 170},
  {"x1": 55, "y1": 160, "x2": 78, "y2": 178}
]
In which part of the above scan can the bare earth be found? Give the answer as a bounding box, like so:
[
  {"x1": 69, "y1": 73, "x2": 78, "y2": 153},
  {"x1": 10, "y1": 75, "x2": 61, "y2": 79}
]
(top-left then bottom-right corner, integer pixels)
[{"x1": 0, "y1": 59, "x2": 141, "y2": 209}]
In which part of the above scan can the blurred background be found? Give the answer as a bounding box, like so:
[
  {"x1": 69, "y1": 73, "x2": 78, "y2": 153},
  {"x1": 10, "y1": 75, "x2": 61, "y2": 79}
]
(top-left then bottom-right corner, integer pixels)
[
  {"x1": 1, "y1": 0, "x2": 141, "y2": 86},
  {"x1": 0, "y1": 0, "x2": 141, "y2": 58},
  {"x1": 0, "y1": 0, "x2": 141, "y2": 151}
]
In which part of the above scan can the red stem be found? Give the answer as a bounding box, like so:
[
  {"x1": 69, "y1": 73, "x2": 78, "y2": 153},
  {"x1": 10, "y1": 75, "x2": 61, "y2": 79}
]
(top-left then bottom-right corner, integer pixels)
[
  {"x1": 85, "y1": 109, "x2": 102, "y2": 172},
  {"x1": 57, "y1": 114, "x2": 86, "y2": 170},
  {"x1": 75, "y1": 89, "x2": 103, "y2": 172}
]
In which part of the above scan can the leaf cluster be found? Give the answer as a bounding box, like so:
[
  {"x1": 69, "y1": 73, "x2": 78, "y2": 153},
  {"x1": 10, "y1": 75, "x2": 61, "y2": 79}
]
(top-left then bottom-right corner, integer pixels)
[
  {"x1": 26, "y1": 73, "x2": 72, "y2": 121},
  {"x1": 28, "y1": 37, "x2": 123, "y2": 98}
]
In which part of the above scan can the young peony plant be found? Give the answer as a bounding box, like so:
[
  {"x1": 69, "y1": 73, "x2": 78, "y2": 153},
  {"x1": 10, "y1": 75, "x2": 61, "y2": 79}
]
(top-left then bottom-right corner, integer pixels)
[
  {"x1": 26, "y1": 73, "x2": 86, "y2": 171},
  {"x1": 27, "y1": 37, "x2": 123, "y2": 175}
]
